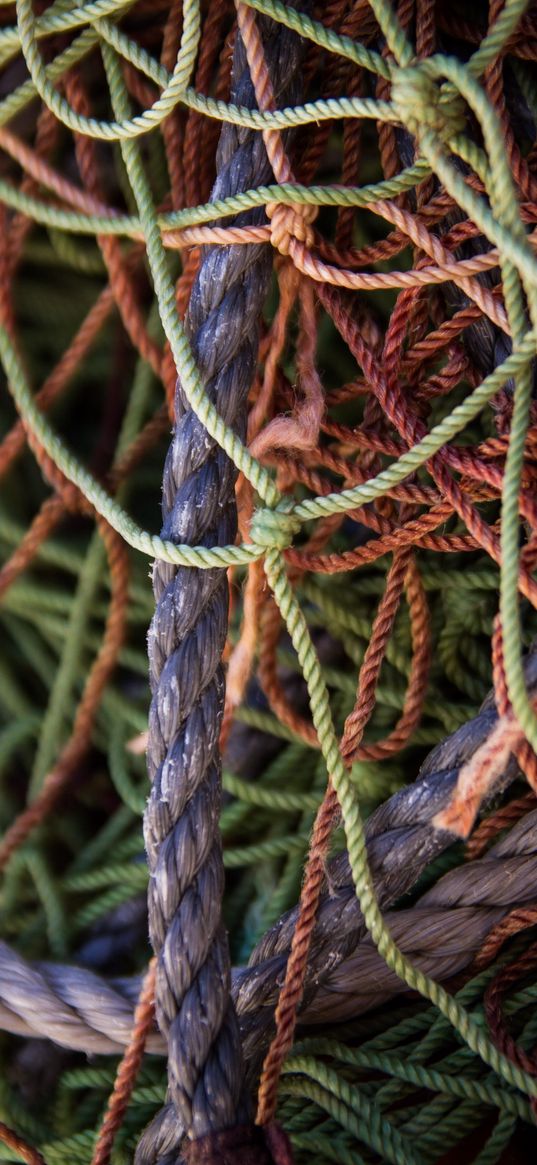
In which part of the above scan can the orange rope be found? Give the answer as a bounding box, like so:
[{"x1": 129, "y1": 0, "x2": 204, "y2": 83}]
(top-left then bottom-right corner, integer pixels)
[
  {"x1": 91, "y1": 959, "x2": 157, "y2": 1165},
  {"x1": 0, "y1": 1122, "x2": 46, "y2": 1165}
]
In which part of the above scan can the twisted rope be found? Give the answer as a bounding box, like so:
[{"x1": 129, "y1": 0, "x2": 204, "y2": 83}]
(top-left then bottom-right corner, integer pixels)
[
  {"x1": 0, "y1": 574, "x2": 529, "y2": 1156},
  {"x1": 143, "y1": 10, "x2": 305, "y2": 1155},
  {"x1": 2, "y1": 795, "x2": 537, "y2": 1064},
  {"x1": 1, "y1": 1, "x2": 537, "y2": 1160}
]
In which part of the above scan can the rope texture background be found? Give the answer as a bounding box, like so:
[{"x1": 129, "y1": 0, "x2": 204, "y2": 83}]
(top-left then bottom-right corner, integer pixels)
[{"x1": 0, "y1": 1, "x2": 537, "y2": 1163}]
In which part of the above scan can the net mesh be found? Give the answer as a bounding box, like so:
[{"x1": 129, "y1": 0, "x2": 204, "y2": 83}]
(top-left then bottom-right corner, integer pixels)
[{"x1": 0, "y1": 0, "x2": 537, "y2": 1162}]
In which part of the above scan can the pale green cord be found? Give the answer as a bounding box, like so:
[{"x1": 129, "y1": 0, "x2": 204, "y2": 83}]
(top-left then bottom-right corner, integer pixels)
[
  {"x1": 96, "y1": 14, "x2": 393, "y2": 110},
  {"x1": 280, "y1": 1074, "x2": 425, "y2": 1165},
  {"x1": 16, "y1": 0, "x2": 201, "y2": 140},
  {"x1": 0, "y1": 0, "x2": 136, "y2": 60},
  {"x1": 222, "y1": 771, "x2": 321, "y2": 813},
  {"x1": 27, "y1": 299, "x2": 160, "y2": 797},
  {"x1": 293, "y1": 334, "x2": 536, "y2": 521},
  {"x1": 0, "y1": 27, "x2": 98, "y2": 128},
  {"x1": 264, "y1": 546, "x2": 537, "y2": 1101},
  {"x1": 417, "y1": 54, "x2": 537, "y2": 321},
  {"x1": 1, "y1": 313, "x2": 533, "y2": 567},
  {"x1": 284, "y1": 1046, "x2": 532, "y2": 1120},
  {"x1": 103, "y1": 43, "x2": 285, "y2": 510},
  {"x1": 365, "y1": 0, "x2": 415, "y2": 67},
  {"x1": 409, "y1": 53, "x2": 537, "y2": 751},
  {"x1": 363, "y1": 2, "x2": 537, "y2": 749},
  {"x1": 25, "y1": 850, "x2": 68, "y2": 958},
  {"x1": 0, "y1": 162, "x2": 429, "y2": 237},
  {"x1": 467, "y1": 0, "x2": 531, "y2": 76},
  {"x1": 29, "y1": 533, "x2": 105, "y2": 798},
  {"x1": 0, "y1": 0, "x2": 536, "y2": 1146},
  {"x1": 0, "y1": 322, "x2": 266, "y2": 567},
  {"x1": 14, "y1": 0, "x2": 393, "y2": 139},
  {"x1": 203, "y1": 0, "x2": 392, "y2": 80}
]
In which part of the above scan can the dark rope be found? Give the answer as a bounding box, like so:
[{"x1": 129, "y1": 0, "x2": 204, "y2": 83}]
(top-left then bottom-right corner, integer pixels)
[
  {"x1": 236, "y1": 647, "x2": 537, "y2": 1074},
  {"x1": 142, "y1": 12, "x2": 306, "y2": 1159},
  {"x1": 181, "y1": 1124, "x2": 293, "y2": 1165},
  {"x1": 136, "y1": 649, "x2": 537, "y2": 1164},
  {"x1": 2, "y1": 802, "x2": 537, "y2": 1058}
]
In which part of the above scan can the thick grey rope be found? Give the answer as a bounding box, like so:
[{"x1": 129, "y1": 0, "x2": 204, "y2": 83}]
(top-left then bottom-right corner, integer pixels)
[
  {"x1": 241, "y1": 650, "x2": 537, "y2": 1024},
  {"x1": 136, "y1": 648, "x2": 537, "y2": 1163},
  {"x1": 1, "y1": 806, "x2": 537, "y2": 1057},
  {"x1": 143, "y1": 13, "x2": 306, "y2": 1154}
]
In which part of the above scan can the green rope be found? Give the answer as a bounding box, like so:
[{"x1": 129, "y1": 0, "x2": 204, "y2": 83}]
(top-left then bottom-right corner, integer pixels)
[
  {"x1": 0, "y1": 162, "x2": 429, "y2": 236},
  {"x1": 1, "y1": 0, "x2": 537, "y2": 1157},
  {"x1": 263, "y1": 546, "x2": 537, "y2": 1101},
  {"x1": 29, "y1": 533, "x2": 104, "y2": 797},
  {"x1": 1, "y1": 319, "x2": 534, "y2": 568}
]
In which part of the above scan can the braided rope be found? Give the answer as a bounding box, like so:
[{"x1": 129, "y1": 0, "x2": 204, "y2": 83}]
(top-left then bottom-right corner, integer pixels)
[
  {"x1": 1, "y1": 1, "x2": 537, "y2": 1161},
  {"x1": 142, "y1": 11, "x2": 306, "y2": 1154},
  {"x1": 1, "y1": 766, "x2": 537, "y2": 1063}
]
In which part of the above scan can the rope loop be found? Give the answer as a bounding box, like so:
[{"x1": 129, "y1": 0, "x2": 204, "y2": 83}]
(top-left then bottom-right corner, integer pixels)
[
  {"x1": 249, "y1": 503, "x2": 301, "y2": 551},
  {"x1": 266, "y1": 201, "x2": 317, "y2": 256},
  {"x1": 391, "y1": 65, "x2": 467, "y2": 143}
]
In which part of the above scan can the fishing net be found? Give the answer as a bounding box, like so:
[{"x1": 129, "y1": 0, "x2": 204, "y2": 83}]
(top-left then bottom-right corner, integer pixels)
[{"x1": 1, "y1": 0, "x2": 537, "y2": 1162}]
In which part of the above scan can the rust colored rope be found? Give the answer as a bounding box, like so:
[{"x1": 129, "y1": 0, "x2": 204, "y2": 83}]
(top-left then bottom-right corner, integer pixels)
[
  {"x1": 2, "y1": 2, "x2": 537, "y2": 1160},
  {"x1": 340, "y1": 547, "x2": 413, "y2": 761},
  {"x1": 476, "y1": 906, "x2": 537, "y2": 972},
  {"x1": 91, "y1": 959, "x2": 157, "y2": 1165},
  {"x1": 0, "y1": 284, "x2": 115, "y2": 478},
  {"x1": 484, "y1": 939, "x2": 537, "y2": 1091},
  {"x1": 65, "y1": 70, "x2": 165, "y2": 385},
  {"x1": 0, "y1": 1122, "x2": 46, "y2": 1165},
  {"x1": 255, "y1": 781, "x2": 339, "y2": 1127},
  {"x1": 0, "y1": 495, "x2": 65, "y2": 600},
  {"x1": 466, "y1": 791, "x2": 537, "y2": 861},
  {"x1": 258, "y1": 593, "x2": 319, "y2": 750}
]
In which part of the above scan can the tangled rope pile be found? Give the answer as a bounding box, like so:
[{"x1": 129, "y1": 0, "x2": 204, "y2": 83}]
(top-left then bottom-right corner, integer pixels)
[{"x1": 2, "y1": 0, "x2": 537, "y2": 1162}]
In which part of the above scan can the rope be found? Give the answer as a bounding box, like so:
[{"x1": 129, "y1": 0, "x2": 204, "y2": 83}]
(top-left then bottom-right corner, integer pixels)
[
  {"x1": 140, "y1": 9, "x2": 306, "y2": 1157},
  {"x1": 1, "y1": 764, "x2": 537, "y2": 1064},
  {"x1": 1, "y1": 0, "x2": 537, "y2": 1161}
]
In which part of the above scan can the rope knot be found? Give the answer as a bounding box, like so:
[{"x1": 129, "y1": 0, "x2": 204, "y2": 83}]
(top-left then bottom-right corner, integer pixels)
[
  {"x1": 249, "y1": 504, "x2": 301, "y2": 551},
  {"x1": 391, "y1": 67, "x2": 466, "y2": 143},
  {"x1": 266, "y1": 202, "x2": 317, "y2": 256}
]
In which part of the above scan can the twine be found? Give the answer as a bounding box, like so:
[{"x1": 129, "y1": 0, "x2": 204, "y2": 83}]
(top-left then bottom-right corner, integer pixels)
[{"x1": 0, "y1": 0, "x2": 537, "y2": 1162}]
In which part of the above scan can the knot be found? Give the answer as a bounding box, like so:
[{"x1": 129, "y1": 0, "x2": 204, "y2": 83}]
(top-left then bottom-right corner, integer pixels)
[
  {"x1": 266, "y1": 201, "x2": 317, "y2": 256},
  {"x1": 249, "y1": 504, "x2": 301, "y2": 551},
  {"x1": 391, "y1": 66, "x2": 466, "y2": 143}
]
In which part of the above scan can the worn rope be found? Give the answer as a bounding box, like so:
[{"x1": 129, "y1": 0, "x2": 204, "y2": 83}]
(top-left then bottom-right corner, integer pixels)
[
  {"x1": 141, "y1": 9, "x2": 306, "y2": 1155},
  {"x1": 1, "y1": 0, "x2": 537, "y2": 1161},
  {"x1": 1, "y1": 751, "x2": 537, "y2": 1063}
]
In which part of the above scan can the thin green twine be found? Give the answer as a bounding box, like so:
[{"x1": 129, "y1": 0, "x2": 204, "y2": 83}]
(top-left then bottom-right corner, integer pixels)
[{"x1": 0, "y1": 0, "x2": 536, "y2": 1139}]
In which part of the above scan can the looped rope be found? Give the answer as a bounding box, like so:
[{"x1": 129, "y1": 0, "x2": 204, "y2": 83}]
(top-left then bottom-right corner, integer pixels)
[
  {"x1": 266, "y1": 201, "x2": 317, "y2": 256},
  {"x1": 390, "y1": 66, "x2": 467, "y2": 142},
  {"x1": 2, "y1": 1, "x2": 537, "y2": 1162},
  {"x1": 249, "y1": 504, "x2": 302, "y2": 551}
]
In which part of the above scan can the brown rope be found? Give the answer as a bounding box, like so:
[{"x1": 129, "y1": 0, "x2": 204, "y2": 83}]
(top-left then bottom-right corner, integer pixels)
[
  {"x1": 0, "y1": 1122, "x2": 46, "y2": 1165},
  {"x1": 92, "y1": 959, "x2": 157, "y2": 1165}
]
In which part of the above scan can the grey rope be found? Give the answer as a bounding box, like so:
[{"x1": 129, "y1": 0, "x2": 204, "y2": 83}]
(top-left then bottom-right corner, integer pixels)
[
  {"x1": 142, "y1": 12, "x2": 306, "y2": 1156},
  {"x1": 1, "y1": 805, "x2": 537, "y2": 1058},
  {"x1": 136, "y1": 647, "x2": 537, "y2": 1162},
  {"x1": 236, "y1": 648, "x2": 537, "y2": 1073}
]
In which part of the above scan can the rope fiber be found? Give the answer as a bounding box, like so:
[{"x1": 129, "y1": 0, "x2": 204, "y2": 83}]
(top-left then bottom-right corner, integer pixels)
[{"x1": 1, "y1": 1, "x2": 537, "y2": 1163}]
